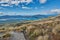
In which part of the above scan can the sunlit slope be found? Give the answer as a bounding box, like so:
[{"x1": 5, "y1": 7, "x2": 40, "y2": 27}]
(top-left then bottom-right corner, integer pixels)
[{"x1": 0, "y1": 15, "x2": 60, "y2": 40}]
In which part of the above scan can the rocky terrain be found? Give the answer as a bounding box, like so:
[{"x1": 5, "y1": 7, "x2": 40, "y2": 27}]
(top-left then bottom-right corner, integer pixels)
[{"x1": 0, "y1": 15, "x2": 60, "y2": 40}]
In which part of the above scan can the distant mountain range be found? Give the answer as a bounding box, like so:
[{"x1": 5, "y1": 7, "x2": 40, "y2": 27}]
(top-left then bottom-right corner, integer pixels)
[
  {"x1": 0, "y1": 14, "x2": 58, "y2": 23},
  {"x1": 0, "y1": 14, "x2": 55, "y2": 19}
]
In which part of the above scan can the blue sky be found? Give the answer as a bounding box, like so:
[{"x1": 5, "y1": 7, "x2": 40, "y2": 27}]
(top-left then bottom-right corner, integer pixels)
[{"x1": 0, "y1": 0, "x2": 60, "y2": 15}]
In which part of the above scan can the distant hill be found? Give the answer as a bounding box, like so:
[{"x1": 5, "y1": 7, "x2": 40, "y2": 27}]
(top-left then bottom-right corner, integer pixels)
[
  {"x1": 0, "y1": 14, "x2": 57, "y2": 19},
  {"x1": 0, "y1": 14, "x2": 58, "y2": 23},
  {"x1": 0, "y1": 15, "x2": 60, "y2": 40}
]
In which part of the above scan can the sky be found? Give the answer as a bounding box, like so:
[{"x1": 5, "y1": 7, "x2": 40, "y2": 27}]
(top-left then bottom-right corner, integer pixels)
[{"x1": 0, "y1": 0, "x2": 60, "y2": 15}]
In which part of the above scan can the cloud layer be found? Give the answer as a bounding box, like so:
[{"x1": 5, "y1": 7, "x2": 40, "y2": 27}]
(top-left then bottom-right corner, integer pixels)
[
  {"x1": 0, "y1": 0, "x2": 32, "y2": 6},
  {"x1": 0, "y1": 0, "x2": 47, "y2": 7}
]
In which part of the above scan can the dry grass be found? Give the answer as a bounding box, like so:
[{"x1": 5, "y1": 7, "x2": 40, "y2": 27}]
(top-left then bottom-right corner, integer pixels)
[{"x1": 0, "y1": 15, "x2": 60, "y2": 40}]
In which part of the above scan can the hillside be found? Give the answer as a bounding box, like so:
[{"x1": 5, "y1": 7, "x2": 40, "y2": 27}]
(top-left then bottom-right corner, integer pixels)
[{"x1": 0, "y1": 15, "x2": 60, "y2": 40}]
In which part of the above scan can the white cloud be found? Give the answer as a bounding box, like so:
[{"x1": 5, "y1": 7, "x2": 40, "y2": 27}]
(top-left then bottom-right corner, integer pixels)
[
  {"x1": 11, "y1": 1, "x2": 20, "y2": 6},
  {"x1": 39, "y1": 0, "x2": 47, "y2": 4},
  {"x1": 36, "y1": 9, "x2": 60, "y2": 15},
  {"x1": 50, "y1": 9, "x2": 60, "y2": 13},
  {"x1": 1, "y1": 4, "x2": 10, "y2": 6},
  {"x1": 43, "y1": 9, "x2": 60, "y2": 15},
  {"x1": 22, "y1": 6, "x2": 32, "y2": 9},
  {"x1": 25, "y1": 0, "x2": 32, "y2": 3},
  {"x1": 0, "y1": 0, "x2": 32, "y2": 6},
  {"x1": 0, "y1": 0, "x2": 9, "y2": 3},
  {"x1": 20, "y1": 0, "x2": 32, "y2": 3}
]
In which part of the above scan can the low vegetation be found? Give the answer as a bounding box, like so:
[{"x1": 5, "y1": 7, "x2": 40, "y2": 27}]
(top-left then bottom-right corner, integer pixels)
[{"x1": 0, "y1": 15, "x2": 60, "y2": 40}]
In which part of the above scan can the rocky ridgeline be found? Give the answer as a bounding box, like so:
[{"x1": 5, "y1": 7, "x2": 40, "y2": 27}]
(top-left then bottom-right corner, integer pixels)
[{"x1": 0, "y1": 15, "x2": 60, "y2": 40}]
